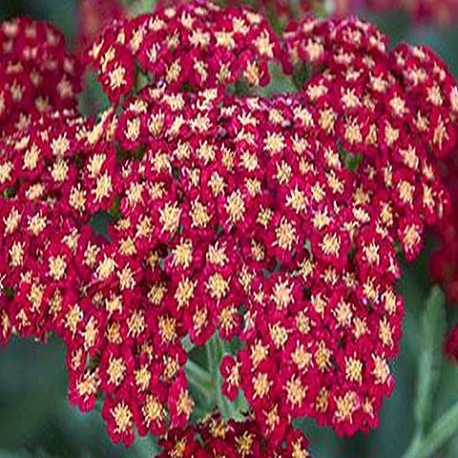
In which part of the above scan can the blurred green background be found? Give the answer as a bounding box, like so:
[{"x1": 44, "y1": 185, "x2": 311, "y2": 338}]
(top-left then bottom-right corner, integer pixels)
[{"x1": 1, "y1": 1, "x2": 458, "y2": 457}]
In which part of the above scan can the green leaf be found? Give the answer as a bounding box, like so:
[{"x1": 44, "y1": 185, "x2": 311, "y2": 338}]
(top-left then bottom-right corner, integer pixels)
[
  {"x1": 291, "y1": 63, "x2": 310, "y2": 91},
  {"x1": 89, "y1": 211, "x2": 113, "y2": 241},
  {"x1": 414, "y1": 286, "x2": 446, "y2": 435},
  {"x1": 258, "y1": 64, "x2": 296, "y2": 97}
]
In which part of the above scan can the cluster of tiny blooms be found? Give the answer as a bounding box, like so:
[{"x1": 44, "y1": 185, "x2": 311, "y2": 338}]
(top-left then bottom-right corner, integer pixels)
[
  {"x1": 1, "y1": 0, "x2": 458, "y2": 450},
  {"x1": 0, "y1": 2, "x2": 281, "y2": 447},
  {"x1": 430, "y1": 154, "x2": 458, "y2": 304},
  {"x1": 77, "y1": 0, "x2": 125, "y2": 52},
  {"x1": 85, "y1": 0, "x2": 281, "y2": 103},
  {"x1": 0, "y1": 18, "x2": 81, "y2": 137},
  {"x1": 430, "y1": 152, "x2": 458, "y2": 360},
  {"x1": 219, "y1": 15, "x2": 456, "y2": 438},
  {"x1": 89, "y1": 7, "x2": 456, "y2": 443},
  {"x1": 158, "y1": 413, "x2": 310, "y2": 457},
  {"x1": 339, "y1": 0, "x2": 458, "y2": 25}
]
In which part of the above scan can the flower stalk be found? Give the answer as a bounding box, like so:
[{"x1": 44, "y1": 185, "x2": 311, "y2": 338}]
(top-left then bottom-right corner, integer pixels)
[
  {"x1": 402, "y1": 401, "x2": 458, "y2": 458},
  {"x1": 402, "y1": 286, "x2": 448, "y2": 458},
  {"x1": 207, "y1": 334, "x2": 238, "y2": 419},
  {"x1": 185, "y1": 359, "x2": 213, "y2": 401}
]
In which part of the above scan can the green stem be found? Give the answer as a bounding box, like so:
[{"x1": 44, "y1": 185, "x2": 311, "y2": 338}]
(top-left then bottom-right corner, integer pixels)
[
  {"x1": 207, "y1": 334, "x2": 238, "y2": 419},
  {"x1": 402, "y1": 400, "x2": 458, "y2": 458},
  {"x1": 186, "y1": 359, "x2": 213, "y2": 401},
  {"x1": 206, "y1": 335, "x2": 217, "y2": 376},
  {"x1": 215, "y1": 337, "x2": 238, "y2": 419},
  {"x1": 292, "y1": 62, "x2": 310, "y2": 91},
  {"x1": 182, "y1": 335, "x2": 194, "y2": 353}
]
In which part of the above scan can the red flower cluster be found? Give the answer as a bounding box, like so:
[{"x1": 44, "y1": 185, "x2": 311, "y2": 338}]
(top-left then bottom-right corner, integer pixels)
[
  {"x1": 1, "y1": 0, "x2": 457, "y2": 451},
  {"x1": 0, "y1": 17, "x2": 81, "y2": 136},
  {"x1": 85, "y1": 0, "x2": 280, "y2": 103},
  {"x1": 430, "y1": 153, "x2": 458, "y2": 304},
  {"x1": 429, "y1": 124, "x2": 458, "y2": 362},
  {"x1": 218, "y1": 15, "x2": 456, "y2": 438},
  {"x1": 158, "y1": 412, "x2": 310, "y2": 457}
]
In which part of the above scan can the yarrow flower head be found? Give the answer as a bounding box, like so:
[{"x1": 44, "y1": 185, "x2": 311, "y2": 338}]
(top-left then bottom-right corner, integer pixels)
[
  {"x1": 0, "y1": 111, "x2": 103, "y2": 342},
  {"x1": 1, "y1": 1, "x2": 458, "y2": 452},
  {"x1": 0, "y1": 17, "x2": 82, "y2": 136},
  {"x1": 85, "y1": 0, "x2": 281, "y2": 103},
  {"x1": 430, "y1": 153, "x2": 458, "y2": 305},
  {"x1": 217, "y1": 15, "x2": 458, "y2": 438},
  {"x1": 428, "y1": 103, "x2": 458, "y2": 362}
]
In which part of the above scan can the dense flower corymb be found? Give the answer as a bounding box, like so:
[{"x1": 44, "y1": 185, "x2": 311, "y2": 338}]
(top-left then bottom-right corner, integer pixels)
[
  {"x1": 429, "y1": 126, "x2": 458, "y2": 361},
  {"x1": 1, "y1": 0, "x2": 458, "y2": 452},
  {"x1": 85, "y1": 0, "x2": 281, "y2": 103},
  {"x1": 220, "y1": 15, "x2": 458, "y2": 437},
  {"x1": 0, "y1": 17, "x2": 81, "y2": 136},
  {"x1": 430, "y1": 152, "x2": 458, "y2": 304}
]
